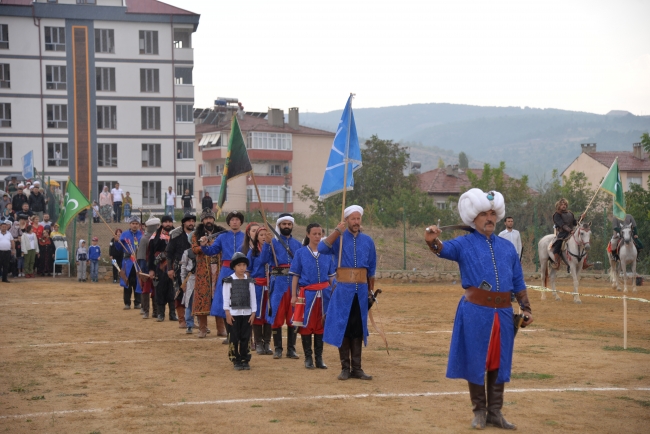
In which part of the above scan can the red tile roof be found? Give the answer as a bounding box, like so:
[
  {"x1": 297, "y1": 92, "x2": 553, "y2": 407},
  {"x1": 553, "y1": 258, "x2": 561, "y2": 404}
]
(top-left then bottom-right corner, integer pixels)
[
  {"x1": 1, "y1": 0, "x2": 32, "y2": 5},
  {"x1": 125, "y1": 0, "x2": 198, "y2": 16},
  {"x1": 418, "y1": 168, "x2": 535, "y2": 195},
  {"x1": 586, "y1": 151, "x2": 650, "y2": 172},
  {"x1": 197, "y1": 113, "x2": 335, "y2": 137}
]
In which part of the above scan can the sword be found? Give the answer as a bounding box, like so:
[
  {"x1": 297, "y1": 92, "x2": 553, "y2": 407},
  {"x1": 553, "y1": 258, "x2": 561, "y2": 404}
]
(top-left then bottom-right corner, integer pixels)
[{"x1": 426, "y1": 224, "x2": 473, "y2": 232}]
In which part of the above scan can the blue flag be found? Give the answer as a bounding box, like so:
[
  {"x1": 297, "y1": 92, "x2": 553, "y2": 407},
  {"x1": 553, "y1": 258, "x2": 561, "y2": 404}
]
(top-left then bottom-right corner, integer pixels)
[{"x1": 319, "y1": 95, "x2": 362, "y2": 200}]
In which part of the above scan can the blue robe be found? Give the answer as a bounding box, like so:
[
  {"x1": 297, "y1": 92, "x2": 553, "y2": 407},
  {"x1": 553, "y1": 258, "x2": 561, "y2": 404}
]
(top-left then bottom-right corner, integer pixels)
[
  {"x1": 289, "y1": 246, "x2": 336, "y2": 326},
  {"x1": 201, "y1": 230, "x2": 245, "y2": 318},
  {"x1": 318, "y1": 231, "x2": 377, "y2": 347},
  {"x1": 438, "y1": 230, "x2": 526, "y2": 385},
  {"x1": 116, "y1": 229, "x2": 143, "y2": 293},
  {"x1": 260, "y1": 235, "x2": 303, "y2": 325},
  {"x1": 247, "y1": 248, "x2": 268, "y2": 320}
]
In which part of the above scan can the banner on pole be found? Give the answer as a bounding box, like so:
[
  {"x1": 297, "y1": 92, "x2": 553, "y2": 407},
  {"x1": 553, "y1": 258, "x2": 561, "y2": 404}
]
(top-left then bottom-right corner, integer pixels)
[
  {"x1": 217, "y1": 116, "x2": 253, "y2": 215},
  {"x1": 22, "y1": 151, "x2": 34, "y2": 180},
  {"x1": 599, "y1": 158, "x2": 626, "y2": 220},
  {"x1": 57, "y1": 179, "x2": 92, "y2": 231}
]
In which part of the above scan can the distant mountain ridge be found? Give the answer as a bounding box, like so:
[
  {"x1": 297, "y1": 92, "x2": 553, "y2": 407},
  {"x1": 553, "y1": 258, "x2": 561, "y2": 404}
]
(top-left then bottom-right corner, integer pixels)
[{"x1": 300, "y1": 103, "x2": 650, "y2": 180}]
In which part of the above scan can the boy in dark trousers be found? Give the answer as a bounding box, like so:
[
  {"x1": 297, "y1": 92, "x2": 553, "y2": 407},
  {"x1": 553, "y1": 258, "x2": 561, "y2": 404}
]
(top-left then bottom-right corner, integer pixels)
[
  {"x1": 88, "y1": 237, "x2": 101, "y2": 282},
  {"x1": 223, "y1": 252, "x2": 257, "y2": 371}
]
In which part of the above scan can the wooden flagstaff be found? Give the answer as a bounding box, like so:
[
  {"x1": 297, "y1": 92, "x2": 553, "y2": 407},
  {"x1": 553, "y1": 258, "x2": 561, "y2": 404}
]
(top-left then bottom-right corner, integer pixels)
[
  {"x1": 250, "y1": 171, "x2": 278, "y2": 267},
  {"x1": 580, "y1": 157, "x2": 617, "y2": 224},
  {"x1": 337, "y1": 93, "x2": 354, "y2": 268}
]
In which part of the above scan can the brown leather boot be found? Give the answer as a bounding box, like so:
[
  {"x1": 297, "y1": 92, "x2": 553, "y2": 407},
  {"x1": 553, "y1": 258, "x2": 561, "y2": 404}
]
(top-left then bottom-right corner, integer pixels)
[
  {"x1": 350, "y1": 338, "x2": 372, "y2": 380},
  {"x1": 263, "y1": 324, "x2": 273, "y2": 355},
  {"x1": 176, "y1": 306, "x2": 186, "y2": 328},
  {"x1": 338, "y1": 338, "x2": 351, "y2": 380},
  {"x1": 551, "y1": 253, "x2": 561, "y2": 269},
  {"x1": 197, "y1": 315, "x2": 208, "y2": 338},
  {"x1": 469, "y1": 381, "x2": 487, "y2": 429},
  {"x1": 253, "y1": 324, "x2": 264, "y2": 355},
  {"x1": 486, "y1": 370, "x2": 516, "y2": 430}
]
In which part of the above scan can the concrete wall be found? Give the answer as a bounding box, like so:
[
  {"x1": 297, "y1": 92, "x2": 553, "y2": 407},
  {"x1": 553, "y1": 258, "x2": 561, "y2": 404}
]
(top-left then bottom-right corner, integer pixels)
[{"x1": 562, "y1": 153, "x2": 649, "y2": 192}]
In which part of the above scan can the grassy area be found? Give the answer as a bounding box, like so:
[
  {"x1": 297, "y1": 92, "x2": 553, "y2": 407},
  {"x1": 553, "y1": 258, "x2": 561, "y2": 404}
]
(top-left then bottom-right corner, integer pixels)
[
  {"x1": 603, "y1": 346, "x2": 650, "y2": 354},
  {"x1": 511, "y1": 372, "x2": 554, "y2": 380}
]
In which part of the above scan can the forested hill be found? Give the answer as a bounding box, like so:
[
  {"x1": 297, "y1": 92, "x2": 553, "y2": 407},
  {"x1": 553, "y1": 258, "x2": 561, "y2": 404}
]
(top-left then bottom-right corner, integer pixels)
[{"x1": 300, "y1": 103, "x2": 650, "y2": 179}]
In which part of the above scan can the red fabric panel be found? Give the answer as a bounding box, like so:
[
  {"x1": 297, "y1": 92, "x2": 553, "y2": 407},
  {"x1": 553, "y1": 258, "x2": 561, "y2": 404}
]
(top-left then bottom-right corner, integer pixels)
[
  {"x1": 271, "y1": 289, "x2": 293, "y2": 328},
  {"x1": 486, "y1": 311, "x2": 501, "y2": 371}
]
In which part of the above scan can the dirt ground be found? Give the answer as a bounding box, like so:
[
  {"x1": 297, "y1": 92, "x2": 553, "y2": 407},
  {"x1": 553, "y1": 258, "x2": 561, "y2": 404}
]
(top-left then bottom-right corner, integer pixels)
[{"x1": 1, "y1": 278, "x2": 649, "y2": 434}]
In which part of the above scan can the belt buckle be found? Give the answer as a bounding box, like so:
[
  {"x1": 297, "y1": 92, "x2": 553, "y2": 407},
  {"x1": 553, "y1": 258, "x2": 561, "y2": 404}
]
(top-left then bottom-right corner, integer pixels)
[
  {"x1": 494, "y1": 296, "x2": 502, "y2": 305},
  {"x1": 350, "y1": 269, "x2": 360, "y2": 280}
]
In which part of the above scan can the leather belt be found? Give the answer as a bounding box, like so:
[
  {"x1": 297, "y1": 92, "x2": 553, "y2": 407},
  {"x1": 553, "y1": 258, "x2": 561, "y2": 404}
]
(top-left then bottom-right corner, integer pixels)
[
  {"x1": 271, "y1": 266, "x2": 290, "y2": 276},
  {"x1": 464, "y1": 286, "x2": 512, "y2": 308},
  {"x1": 336, "y1": 267, "x2": 368, "y2": 284}
]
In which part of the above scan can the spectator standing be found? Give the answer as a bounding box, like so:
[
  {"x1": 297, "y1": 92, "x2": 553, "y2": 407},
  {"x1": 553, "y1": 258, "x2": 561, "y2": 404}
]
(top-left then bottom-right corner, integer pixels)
[
  {"x1": 123, "y1": 192, "x2": 133, "y2": 220},
  {"x1": 181, "y1": 189, "x2": 193, "y2": 215},
  {"x1": 0, "y1": 221, "x2": 15, "y2": 283},
  {"x1": 99, "y1": 186, "x2": 113, "y2": 223},
  {"x1": 76, "y1": 240, "x2": 88, "y2": 282},
  {"x1": 201, "y1": 191, "x2": 213, "y2": 211},
  {"x1": 88, "y1": 237, "x2": 101, "y2": 282},
  {"x1": 21, "y1": 225, "x2": 38, "y2": 278},
  {"x1": 165, "y1": 186, "x2": 176, "y2": 221},
  {"x1": 109, "y1": 229, "x2": 124, "y2": 284},
  {"x1": 6, "y1": 177, "x2": 18, "y2": 196},
  {"x1": 19, "y1": 203, "x2": 33, "y2": 219},
  {"x1": 11, "y1": 184, "x2": 28, "y2": 212},
  {"x1": 111, "y1": 182, "x2": 124, "y2": 223},
  {"x1": 2, "y1": 203, "x2": 13, "y2": 222},
  {"x1": 28, "y1": 186, "x2": 47, "y2": 221},
  {"x1": 37, "y1": 227, "x2": 54, "y2": 277},
  {"x1": 498, "y1": 216, "x2": 522, "y2": 260},
  {"x1": 0, "y1": 194, "x2": 10, "y2": 214},
  {"x1": 92, "y1": 201, "x2": 100, "y2": 223},
  {"x1": 39, "y1": 213, "x2": 53, "y2": 227}
]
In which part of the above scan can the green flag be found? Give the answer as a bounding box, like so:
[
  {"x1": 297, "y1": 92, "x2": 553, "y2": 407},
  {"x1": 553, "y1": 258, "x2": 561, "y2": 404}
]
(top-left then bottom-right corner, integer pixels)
[
  {"x1": 217, "y1": 116, "x2": 252, "y2": 214},
  {"x1": 57, "y1": 179, "x2": 91, "y2": 231},
  {"x1": 599, "y1": 158, "x2": 626, "y2": 220}
]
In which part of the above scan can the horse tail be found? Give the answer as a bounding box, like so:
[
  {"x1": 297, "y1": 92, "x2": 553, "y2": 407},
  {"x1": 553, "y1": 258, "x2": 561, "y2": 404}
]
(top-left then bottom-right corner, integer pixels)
[{"x1": 541, "y1": 259, "x2": 549, "y2": 289}]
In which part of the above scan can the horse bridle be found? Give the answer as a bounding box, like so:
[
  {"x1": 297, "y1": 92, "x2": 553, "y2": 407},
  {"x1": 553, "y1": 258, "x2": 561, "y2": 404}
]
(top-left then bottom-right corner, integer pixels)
[{"x1": 567, "y1": 226, "x2": 590, "y2": 262}]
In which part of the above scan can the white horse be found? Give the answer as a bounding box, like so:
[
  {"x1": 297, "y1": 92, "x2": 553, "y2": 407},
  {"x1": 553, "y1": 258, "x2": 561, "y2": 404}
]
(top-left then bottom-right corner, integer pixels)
[
  {"x1": 608, "y1": 223, "x2": 637, "y2": 293},
  {"x1": 538, "y1": 222, "x2": 592, "y2": 304}
]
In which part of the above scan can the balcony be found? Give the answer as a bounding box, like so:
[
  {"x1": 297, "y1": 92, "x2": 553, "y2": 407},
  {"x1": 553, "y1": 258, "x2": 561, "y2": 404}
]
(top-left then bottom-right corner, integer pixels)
[
  {"x1": 174, "y1": 84, "x2": 194, "y2": 99},
  {"x1": 173, "y1": 47, "x2": 194, "y2": 63},
  {"x1": 201, "y1": 147, "x2": 224, "y2": 161},
  {"x1": 202, "y1": 176, "x2": 222, "y2": 186},
  {"x1": 247, "y1": 174, "x2": 290, "y2": 186},
  {"x1": 247, "y1": 149, "x2": 292, "y2": 161}
]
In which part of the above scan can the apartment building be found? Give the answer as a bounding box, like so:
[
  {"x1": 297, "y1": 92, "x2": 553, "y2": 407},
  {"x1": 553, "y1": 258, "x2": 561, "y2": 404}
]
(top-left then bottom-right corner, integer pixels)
[
  {"x1": 194, "y1": 101, "x2": 335, "y2": 216},
  {"x1": 0, "y1": 0, "x2": 200, "y2": 207}
]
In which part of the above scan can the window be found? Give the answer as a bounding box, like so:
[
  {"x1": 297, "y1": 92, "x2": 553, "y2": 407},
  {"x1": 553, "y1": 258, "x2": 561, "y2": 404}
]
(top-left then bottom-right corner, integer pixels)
[
  {"x1": 176, "y1": 104, "x2": 192, "y2": 122},
  {"x1": 0, "y1": 64, "x2": 9, "y2": 88},
  {"x1": 46, "y1": 104, "x2": 67, "y2": 128},
  {"x1": 97, "y1": 106, "x2": 117, "y2": 129},
  {"x1": 173, "y1": 29, "x2": 191, "y2": 48},
  {"x1": 269, "y1": 164, "x2": 283, "y2": 176},
  {"x1": 199, "y1": 164, "x2": 222, "y2": 177},
  {"x1": 97, "y1": 180, "x2": 118, "y2": 198},
  {"x1": 94, "y1": 28, "x2": 114, "y2": 53},
  {"x1": 204, "y1": 186, "x2": 221, "y2": 202},
  {"x1": 47, "y1": 142, "x2": 68, "y2": 167},
  {"x1": 0, "y1": 24, "x2": 8, "y2": 49},
  {"x1": 141, "y1": 106, "x2": 160, "y2": 130},
  {"x1": 0, "y1": 142, "x2": 12, "y2": 166},
  {"x1": 98, "y1": 143, "x2": 117, "y2": 167},
  {"x1": 139, "y1": 30, "x2": 158, "y2": 55},
  {"x1": 247, "y1": 185, "x2": 292, "y2": 203},
  {"x1": 174, "y1": 67, "x2": 192, "y2": 85},
  {"x1": 139, "y1": 69, "x2": 159, "y2": 92},
  {"x1": 247, "y1": 132, "x2": 292, "y2": 150},
  {"x1": 77, "y1": 0, "x2": 97, "y2": 3},
  {"x1": 436, "y1": 201, "x2": 447, "y2": 210},
  {"x1": 45, "y1": 27, "x2": 65, "y2": 52},
  {"x1": 0, "y1": 103, "x2": 11, "y2": 127},
  {"x1": 176, "y1": 141, "x2": 193, "y2": 159},
  {"x1": 177, "y1": 178, "x2": 194, "y2": 196},
  {"x1": 627, "y1": 174, "x2": 642, "y2": 190},
  {"x1": 96, "y1": 67, "x2": 115, "y2": 91},
  {"x1": 46, "y1": 65, "x2": 66, "y2": 90},
  {"x1": 142, "y1": 181, "x2": 161, "y2": 205},
  {"x1": 141, "y1": 143, "x2": 161, "y2": 167}
]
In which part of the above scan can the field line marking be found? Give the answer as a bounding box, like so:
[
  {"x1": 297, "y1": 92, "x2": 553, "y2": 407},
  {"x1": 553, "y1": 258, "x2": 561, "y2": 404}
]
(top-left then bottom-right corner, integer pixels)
[{"x1": 1, "y1": 386, "x2": 648, "y2": 420}]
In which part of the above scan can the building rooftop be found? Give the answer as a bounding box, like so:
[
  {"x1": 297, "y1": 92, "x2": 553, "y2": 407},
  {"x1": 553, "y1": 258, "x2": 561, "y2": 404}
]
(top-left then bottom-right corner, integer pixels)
[
  {"x1": 195, "y1": 112, "x2": 334, "y2": 137},
  {"x1": 125, "y1": 0, "x2": 198, "y2": 16},
  {"x1": 418, "y1": 166, "x2": 535, "y2": 196},
  {"x1": 585, "y1": 151, "x2": 650, "y2": 172}
]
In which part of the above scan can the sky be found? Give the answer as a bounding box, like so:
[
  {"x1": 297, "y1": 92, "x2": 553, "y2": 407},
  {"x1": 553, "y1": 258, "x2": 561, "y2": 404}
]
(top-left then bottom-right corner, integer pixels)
[{"x1": 166, "y1": 0, "x2": 650, "y2": 116}]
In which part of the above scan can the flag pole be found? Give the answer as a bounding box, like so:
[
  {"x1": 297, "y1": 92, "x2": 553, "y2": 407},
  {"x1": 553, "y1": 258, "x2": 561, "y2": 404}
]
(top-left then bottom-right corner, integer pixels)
[
  {"x1": 580, "y1": 157, "x2": 617, "y2": 224},
  {"x1": 338, "y1": 93, "x2": 354, "y2": 268},
  {"x1": 250, "y1": 171, "x2": 278, "y2": 267}
]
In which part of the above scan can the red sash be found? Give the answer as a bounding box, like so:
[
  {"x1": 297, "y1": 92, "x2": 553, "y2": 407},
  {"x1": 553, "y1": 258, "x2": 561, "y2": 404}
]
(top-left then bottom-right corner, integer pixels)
[
  {"x1": 301, "y1": 281, "x2": 329, "y2": 291},
  {"x1": 222, "y1": 260, "x2": 231, "y2": 267},
  {"x1": 254, "y1": 277, "x2": 268, "y2": 286}
]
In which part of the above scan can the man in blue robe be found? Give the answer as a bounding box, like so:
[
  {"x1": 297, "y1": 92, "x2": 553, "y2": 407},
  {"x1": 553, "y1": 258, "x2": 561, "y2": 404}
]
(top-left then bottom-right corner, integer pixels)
[
  {"x1": 116, "y1": 218, "x2": 143, "y2": 310},
  {"x1": 259, "y1": 213, "x2": 303, "y2": 359},
  {"x1": 318, "y1": 205, "x2": 376, "y2": 381},
  {"x1": 425, "y1": 188, "x2": 533, "y2": 430},
  {"x1": 199, "y1": 210, "x2": 245, "y2": 342}
]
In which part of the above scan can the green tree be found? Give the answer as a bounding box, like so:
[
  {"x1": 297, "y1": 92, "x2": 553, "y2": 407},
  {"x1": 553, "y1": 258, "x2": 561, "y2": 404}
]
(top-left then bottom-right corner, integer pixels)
[
  {"x1": 437, "y1": 157, "x2": 445, "y2": 168},
  {"x1": 625, "y1": 180, "x2": 650, "y2": 273},
  {"x1": 458, "y1": 152, "x2": 469, "y2": 169},
  {"x1": 641, "y1": 132, "x2": 650, "y2": 154}
]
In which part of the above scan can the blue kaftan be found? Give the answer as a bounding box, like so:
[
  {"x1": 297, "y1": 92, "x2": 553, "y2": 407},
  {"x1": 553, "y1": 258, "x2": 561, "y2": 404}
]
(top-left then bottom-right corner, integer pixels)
[
  {"x1": 289, "y1": 246, "x2": 336, "y2": 326},
  {"x1": 201, "y1": 230, "x2": 245, "y2": 318},
  {"x1": 116, "y1": 229, "x2": 143, "y2": 293},
  {"x1": 438, "y1": 229, "x2": 526, "y2": 385},
  {"x1": 247, "y1": 248, "x2": 268, "y2": 320},
  {"x1": 259, "y1": 235, "x2": 303, "y2": 325},
  {"x1": 318, "y1": 231, "x2": 377, "y2": 348}
]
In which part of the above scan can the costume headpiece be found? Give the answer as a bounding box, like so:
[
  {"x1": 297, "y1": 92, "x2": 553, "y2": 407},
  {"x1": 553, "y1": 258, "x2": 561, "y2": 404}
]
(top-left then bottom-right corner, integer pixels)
[
  {"x1": 226, "y1": 210, "x2": 244, "y2": 225},
  {"x1": 161, "y1": 215, "x2": 174, "y2": 223},
  {"x1": 275, "y1": 213, "x2": 294, "y2": 235},
  {"x1": 182, "y1": 214, "x2": 196, "y2": 224},
  {"x1": 145, "y1": 217, "x2": 160, "y2": 227},
  {"x1": 201, "y1": 208, "x2": 216, "y2": 221},
  {"x1": 344, "y1": 205, "x2": 363, "y2": 219},
  {"x1": 457, "y1": 188, "x2": 505, "y2": 229}
]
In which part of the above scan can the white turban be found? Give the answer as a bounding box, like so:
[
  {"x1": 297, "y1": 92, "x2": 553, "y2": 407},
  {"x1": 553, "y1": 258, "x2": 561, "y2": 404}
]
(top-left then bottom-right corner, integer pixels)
[
  {"x1": 145, "y1": 217, "x2": 161, "y2": 227},
  {"x1": 458, "y1": 188, "x2": 505, "y2": 228},
  {"x1": 344, "y1": 205, "x2": 363, "y2": 219},
  {"x1": 275, "y1": 214, "x2": 295, "y2": 235},
  {"x1": 17, "y1": 183, "x2": 24, "y2": 188}
]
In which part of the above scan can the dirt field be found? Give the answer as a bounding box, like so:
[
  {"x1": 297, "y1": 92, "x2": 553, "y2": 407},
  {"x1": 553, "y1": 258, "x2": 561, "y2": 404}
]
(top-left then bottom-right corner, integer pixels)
[{"x1": 1, "y1": 278, "x2": 649, "y2": 433}]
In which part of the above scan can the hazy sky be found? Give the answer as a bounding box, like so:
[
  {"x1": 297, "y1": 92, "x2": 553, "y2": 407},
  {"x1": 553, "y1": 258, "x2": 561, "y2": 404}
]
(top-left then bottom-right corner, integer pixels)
[{"x1": 167, "y1": 0, "x2": 650, "y2": 115}]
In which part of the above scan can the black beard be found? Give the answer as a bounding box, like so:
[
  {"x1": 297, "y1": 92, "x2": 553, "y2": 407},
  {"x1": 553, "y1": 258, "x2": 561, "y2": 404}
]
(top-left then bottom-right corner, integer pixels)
[
  {"x1": 205, "y1": 223, "x2": 214, "y2": 232},
  {"x1": 280, "y1": 227, "x2": 292, "y2": 236}
]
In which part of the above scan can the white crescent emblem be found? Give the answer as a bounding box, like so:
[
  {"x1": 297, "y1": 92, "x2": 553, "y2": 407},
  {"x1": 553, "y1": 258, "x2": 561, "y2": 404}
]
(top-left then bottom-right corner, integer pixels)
[{"x1": 67, "y1": 199, "x2": 79, "y2": 211}]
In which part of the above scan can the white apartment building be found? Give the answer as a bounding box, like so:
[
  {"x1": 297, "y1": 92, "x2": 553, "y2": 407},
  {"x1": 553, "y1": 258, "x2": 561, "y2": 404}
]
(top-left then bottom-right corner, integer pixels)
[{"x1": 0, "y1": 0, "x2": 200, "y2": 207}]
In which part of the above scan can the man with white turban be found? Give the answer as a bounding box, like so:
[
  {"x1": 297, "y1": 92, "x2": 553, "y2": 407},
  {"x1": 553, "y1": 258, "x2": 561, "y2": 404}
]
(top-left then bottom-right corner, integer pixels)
[
  {"x1": 319, "y1": 205, "x2": 377, "y2": 381},
  {"x1": 424, "y1": 188, "x2": 533, "y2": 430}
]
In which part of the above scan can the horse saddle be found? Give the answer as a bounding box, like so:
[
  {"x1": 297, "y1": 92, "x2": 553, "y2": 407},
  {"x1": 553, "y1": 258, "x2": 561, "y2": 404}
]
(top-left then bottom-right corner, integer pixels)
[{"x1": 547, "y1": 237, "x2": 568, "y2": 253}]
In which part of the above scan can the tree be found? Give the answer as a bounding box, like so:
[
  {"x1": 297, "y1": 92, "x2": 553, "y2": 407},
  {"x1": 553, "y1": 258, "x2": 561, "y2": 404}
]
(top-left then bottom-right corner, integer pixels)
[
  {"x1": 437, "y1": 157, "x2": 445, "y2": 168},
  {"x1": 641, "y1": 132, "x2": 650, "y2": 154},
  {"x1": 458, "y1": 152, "x2": 469, "y2": 169}
]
